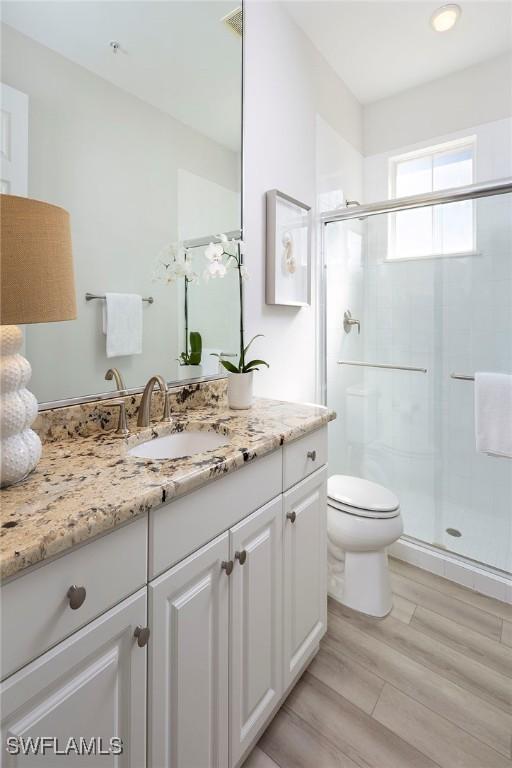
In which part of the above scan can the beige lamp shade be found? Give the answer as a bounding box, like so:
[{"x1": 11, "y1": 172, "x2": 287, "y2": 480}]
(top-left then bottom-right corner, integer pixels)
[{"x1": 1, "y1": 194, "x2": 77, "y2": 325}]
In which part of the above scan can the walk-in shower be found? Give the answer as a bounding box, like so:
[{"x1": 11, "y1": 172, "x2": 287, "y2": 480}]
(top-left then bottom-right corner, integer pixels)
[{"x1": 320, "y1": 178, "x2": 512, "y2": 579}]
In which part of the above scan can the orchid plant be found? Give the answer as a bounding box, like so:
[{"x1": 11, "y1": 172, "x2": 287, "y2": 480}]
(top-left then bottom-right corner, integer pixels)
[
  {"x1": 206, "y1": 235, "x2": 269, "y2": 375},
  {"x1": 153, "y1": 243, "x2": 202, "y2": 365}
]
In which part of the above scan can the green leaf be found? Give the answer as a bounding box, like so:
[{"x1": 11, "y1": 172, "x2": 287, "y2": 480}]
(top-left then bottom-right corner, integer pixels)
[
  {"x1": 243, "y1": 359, "x2": 269, "y2": 372},
  {"x1": 243, "y1": 334, "x2": 264, "y2": 357},
  {"x1": 188, "y1": 331, "x2": 202, "y2": 365},
  {"x1": 220, "y1": 359, "x2": 240, "y2": 374}
]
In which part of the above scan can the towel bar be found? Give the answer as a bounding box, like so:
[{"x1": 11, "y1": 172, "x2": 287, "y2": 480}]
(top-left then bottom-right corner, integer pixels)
[
  {"x1": 86, "y1": 292, "x2": 154, "y2": 304},
  {"x1": 450, "y1": 373, "x2": 475, "y2": 381},
  {"x1": 338, "y1": 361, "x2": 427, "y2": 373}
]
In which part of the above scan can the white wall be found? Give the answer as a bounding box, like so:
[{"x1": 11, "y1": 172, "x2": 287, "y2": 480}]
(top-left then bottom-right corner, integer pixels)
[
  {"x1": 243, "y1": 1, "x2": 362, "y2": 403},
  {"x1": 1, "y1": 23, "x2": 240, "y2": 403},
  {"x1": 364, "y1": 52, "x2": 512, "y2": 157}
]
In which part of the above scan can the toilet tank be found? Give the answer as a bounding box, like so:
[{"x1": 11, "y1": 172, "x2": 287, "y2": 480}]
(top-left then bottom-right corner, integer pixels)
[{"x1": 345, "y1": 385, "x2": 377, "y2": 445}]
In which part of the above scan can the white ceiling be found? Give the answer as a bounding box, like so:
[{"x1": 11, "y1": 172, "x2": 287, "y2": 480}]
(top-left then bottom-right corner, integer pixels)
[
  {"x1": 285, "y1": 1, "x2": 512, "y2": 104},
  {"x1": 2, "y1": 1, "x2": 242, "y2": 151}
]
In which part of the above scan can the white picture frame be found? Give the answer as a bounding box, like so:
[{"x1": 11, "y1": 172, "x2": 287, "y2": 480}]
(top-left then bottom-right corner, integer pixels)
[{"x1": 266, "y1": 189, "x2": 311, "y2": 306}]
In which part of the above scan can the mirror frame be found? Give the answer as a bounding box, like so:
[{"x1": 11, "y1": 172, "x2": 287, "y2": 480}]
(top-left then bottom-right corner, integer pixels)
[{"x1": 38, "y1": 6, "x2": 244, "y2": 411}]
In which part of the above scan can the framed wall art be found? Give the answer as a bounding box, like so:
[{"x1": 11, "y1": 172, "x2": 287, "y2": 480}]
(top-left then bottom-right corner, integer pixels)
[{"x1": 266, "y1": 189, "x2": 311, "y2": 306}]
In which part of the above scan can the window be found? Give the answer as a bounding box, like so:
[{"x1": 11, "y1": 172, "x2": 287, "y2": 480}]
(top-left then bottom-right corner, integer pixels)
[{"x1": 388, "y1": 137, "x2": 476, "y2": 260}]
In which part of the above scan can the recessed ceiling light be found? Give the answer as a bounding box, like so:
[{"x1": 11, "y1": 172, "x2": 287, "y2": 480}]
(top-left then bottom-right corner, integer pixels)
[{"x1": 431, "y1": 4, "x2": 461, "y2": 32}]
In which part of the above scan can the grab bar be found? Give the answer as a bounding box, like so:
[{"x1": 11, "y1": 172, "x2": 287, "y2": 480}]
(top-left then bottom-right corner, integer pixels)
[
  {"x1": 338, "y1": 361, "x2": 427, "y2": 373},
  {"x1": 450, "y1": 372, "x2": 512, "y2": 381}
]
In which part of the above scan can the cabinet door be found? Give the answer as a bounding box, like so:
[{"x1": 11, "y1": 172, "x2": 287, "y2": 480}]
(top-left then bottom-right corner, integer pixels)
[
  {"x1": 1, "y1": 588, "x2": 147, "y2": 767},
  {"x1": 149, "y1": 533, "x2": 230, "y2": 768},
  {"x1": 229, "y1": 496, "x2": 283, "y2": 767},
  {"x1": 283, "y1": 467, "x2": 327, "y2": 689}
]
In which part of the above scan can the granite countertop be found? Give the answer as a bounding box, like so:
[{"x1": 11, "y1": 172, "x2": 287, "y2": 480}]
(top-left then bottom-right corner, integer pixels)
[{"x1": 0, "y1": 398, "x2": 334, "y2": 581}]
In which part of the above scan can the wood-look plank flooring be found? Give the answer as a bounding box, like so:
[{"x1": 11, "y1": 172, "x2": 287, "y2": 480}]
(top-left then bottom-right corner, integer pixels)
[{"x1": 245, "y1": 558, "x2": 512, "y2": 768}]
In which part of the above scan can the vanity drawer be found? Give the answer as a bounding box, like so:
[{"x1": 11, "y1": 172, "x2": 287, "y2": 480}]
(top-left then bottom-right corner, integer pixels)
[
  {"x1": 1, "y1": 515, "x2": 147, "y2": 680},
  {"x1": 283, "y1": 426, "x2": 328, "y2": 491},
  {"x1": 150, "y1": 449, "x2": 282, "y2": 579}
]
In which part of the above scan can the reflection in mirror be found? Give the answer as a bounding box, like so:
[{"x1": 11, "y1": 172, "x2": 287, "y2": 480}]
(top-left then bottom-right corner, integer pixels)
[{"x1": 0, "y1": 1, "x2": 242, "y2": 404}]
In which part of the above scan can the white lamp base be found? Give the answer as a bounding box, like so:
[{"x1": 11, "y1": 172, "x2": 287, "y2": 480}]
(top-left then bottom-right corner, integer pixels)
[{"x1": 0, "y1": 326, "x2": 41, "y2": 488}]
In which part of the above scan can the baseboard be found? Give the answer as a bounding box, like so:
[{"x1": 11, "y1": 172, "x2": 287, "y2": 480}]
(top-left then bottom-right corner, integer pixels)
[{"x1": 389, "y1": 538, "x2": 512, "y2": 605}]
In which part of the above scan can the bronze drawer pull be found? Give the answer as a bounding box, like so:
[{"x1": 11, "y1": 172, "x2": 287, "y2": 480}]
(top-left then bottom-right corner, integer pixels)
[
  {"x1": 286, "y1": 511, "x2": 297, "y2": 524},
  {"x1": 307, "y1": 450, "x2": 317, "y2": 461},
  {"x1": 235, "y1": 550, "x2": 247, "y2": 565},
  {"x1": 134, "y1": 626, "x2": 150, "y2": 648},
  {"x1": 67, "y1": 585, "x2": 86, "y2": 610},
  {"x1": 221, "y1": 560, "x2": 234, "y2": 575}
]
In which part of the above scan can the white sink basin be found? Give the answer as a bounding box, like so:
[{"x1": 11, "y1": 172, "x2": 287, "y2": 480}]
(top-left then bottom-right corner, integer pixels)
[{"x1": 128, "y1": 431, "x2": 230, "y2": 460}]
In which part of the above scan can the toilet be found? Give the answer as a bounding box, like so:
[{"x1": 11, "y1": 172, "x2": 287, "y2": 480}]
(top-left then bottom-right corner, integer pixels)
[{"x1": 327, "y1": 474, "x2": 403, "y2": 617}]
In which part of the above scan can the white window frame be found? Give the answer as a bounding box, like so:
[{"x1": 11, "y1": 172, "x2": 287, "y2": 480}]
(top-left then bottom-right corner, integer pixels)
[{"x1": 387, "y1": 136, "x2": 477, "y2": 262}]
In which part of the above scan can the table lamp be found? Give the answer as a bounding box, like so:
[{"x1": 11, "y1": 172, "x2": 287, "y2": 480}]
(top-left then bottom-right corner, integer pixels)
[{"x1": 1, "y1": 195, "x2": 76, "y2": 487}]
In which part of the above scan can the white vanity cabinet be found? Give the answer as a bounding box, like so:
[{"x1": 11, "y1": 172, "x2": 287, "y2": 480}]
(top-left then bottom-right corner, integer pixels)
[
  {"x1": 229, "y1": 496, "x2": 283, "y2": 766},
  {"x1": 1, "y1": 589, "x2": 147, "y2": 767},
  {"x1": 1, "y1": 426, "x2": 328, "y2": 768},
  {"x1": 283, "y1": 467, "x2": 327, "y2": 689},
  {"x1": 148, "y1": 533, "x2": 230, "y2": 768}
]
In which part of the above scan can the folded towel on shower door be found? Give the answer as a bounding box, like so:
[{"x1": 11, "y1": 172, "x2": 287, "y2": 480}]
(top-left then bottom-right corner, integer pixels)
[
  {"x1": 475, "y1": 372, "x2": 512, "y2": 458},
  {"x1": 102, "y1": 293, "x2": 143, "y2": 358}
]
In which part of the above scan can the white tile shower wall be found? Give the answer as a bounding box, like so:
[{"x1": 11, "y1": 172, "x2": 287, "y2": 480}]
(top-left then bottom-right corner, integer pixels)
[{"x1": 361, "y1": 118, "x2": 512, "y2": 571}]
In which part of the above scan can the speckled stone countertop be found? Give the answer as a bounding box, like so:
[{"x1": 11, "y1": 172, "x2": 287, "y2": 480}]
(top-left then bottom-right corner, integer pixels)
[{"x1": 1, "y1": 396, "x2": 334, "y2": 581}]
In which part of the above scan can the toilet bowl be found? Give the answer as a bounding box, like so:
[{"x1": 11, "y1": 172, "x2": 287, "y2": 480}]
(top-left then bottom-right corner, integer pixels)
[{"x1": 327, "y1": 474, "x2": 403, "y2": 617}]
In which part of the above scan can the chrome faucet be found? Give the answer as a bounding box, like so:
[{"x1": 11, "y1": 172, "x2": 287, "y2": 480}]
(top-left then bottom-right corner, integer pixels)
[
  {"x1": 105, "y1": 367, "x2": 127, "y2": 394},
  {"x1": 137, "y1": 375, "x2": 171, "y2": 427}
]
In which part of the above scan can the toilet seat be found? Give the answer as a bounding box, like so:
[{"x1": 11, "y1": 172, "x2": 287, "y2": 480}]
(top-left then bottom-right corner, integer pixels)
[{"x1": 328, "y1": 475, "x2": 400, "y2": 520}]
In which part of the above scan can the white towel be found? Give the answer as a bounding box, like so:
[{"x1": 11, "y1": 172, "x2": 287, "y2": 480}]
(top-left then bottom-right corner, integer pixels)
[
  {"x1": 475, "y1": 372, "x2": 512, "y2": 458},
  {"x1": 102, "y1": 293, "x2": 143, "y2": 358}
]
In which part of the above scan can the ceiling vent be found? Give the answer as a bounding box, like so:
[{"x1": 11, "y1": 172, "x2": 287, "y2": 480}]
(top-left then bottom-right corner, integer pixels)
[{"x1": 222, "y1": 7, "x2": 243, "y2": 37}]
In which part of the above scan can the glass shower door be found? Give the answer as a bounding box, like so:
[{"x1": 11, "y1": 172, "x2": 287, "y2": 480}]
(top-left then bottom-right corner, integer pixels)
[{"x1": 325, "y1": 190, "x2": 512, "y2": 573}]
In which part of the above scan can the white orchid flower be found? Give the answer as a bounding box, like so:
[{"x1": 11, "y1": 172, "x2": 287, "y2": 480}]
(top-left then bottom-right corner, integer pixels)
[
  {"x1": 240, "y1": 264, "x2": 249, "y2": 282},
  {"x1": 203, "y1": 259, "x2": 227, "y2": 281},
  {"x1": 205, "y1": 242, "x2": 224, "y2": 261},
  {"x1": 153, "y1": 242, "x2": 199, "y2": 284},
  {"x1": 217, "y1": 233, "x2": 228, "y2": 243}
]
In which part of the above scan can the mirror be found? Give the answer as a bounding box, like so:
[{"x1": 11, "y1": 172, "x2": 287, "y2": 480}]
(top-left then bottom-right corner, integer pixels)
[{"x1": 1, "y1": 1, "x2": 242, "y2": 404}]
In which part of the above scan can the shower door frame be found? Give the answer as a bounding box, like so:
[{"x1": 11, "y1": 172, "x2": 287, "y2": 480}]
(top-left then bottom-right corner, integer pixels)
[
  {"x1": 317, "y1": 176, "x2": 512, "y2": 404},
  {"x1": 317, "y1": 176, "x2": 512, "y2": 578}
]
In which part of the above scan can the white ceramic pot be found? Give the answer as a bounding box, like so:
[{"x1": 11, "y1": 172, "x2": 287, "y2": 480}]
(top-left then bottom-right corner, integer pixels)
[
  {"x1": 227, "y1": 371, "x2": 254, "y2": 410},
  {"x1": 178, "y1": 364, "x2": 203, "y2": 380}
]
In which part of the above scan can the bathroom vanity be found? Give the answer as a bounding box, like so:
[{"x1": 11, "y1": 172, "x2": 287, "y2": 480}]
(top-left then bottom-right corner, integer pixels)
[{"x1": 0, "y1": 384, "x2": 333, "y2": 767}]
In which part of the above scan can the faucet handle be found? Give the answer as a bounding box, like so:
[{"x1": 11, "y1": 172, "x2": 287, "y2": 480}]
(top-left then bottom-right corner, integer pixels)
[
  {"x1": 343, "y1": 310, "x2": 361, "y2": 335},
  {"x1": 109, "y1": 399, "x2": 130, "y2": 437}
]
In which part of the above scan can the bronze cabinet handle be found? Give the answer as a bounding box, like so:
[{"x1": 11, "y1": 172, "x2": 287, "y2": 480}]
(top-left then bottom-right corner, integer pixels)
[
  {"x1": 235, "y1": 550, "x2": 247, "y2": 565},
  {"x1": 134, "y1": 626, "x2": 150, "y2": 648},
  {"x1": 221, "y1": 560, "x2": 234, "y2": 575},
  {"x1": 307, "y1": 450, "x2": 317, "y2": 461},
  {"x1": 286, "y1": 511, "x2": 297, "y2": 524},
  {"x1": 67, "y1": 585, "x2": 86, "y2": 610}
]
